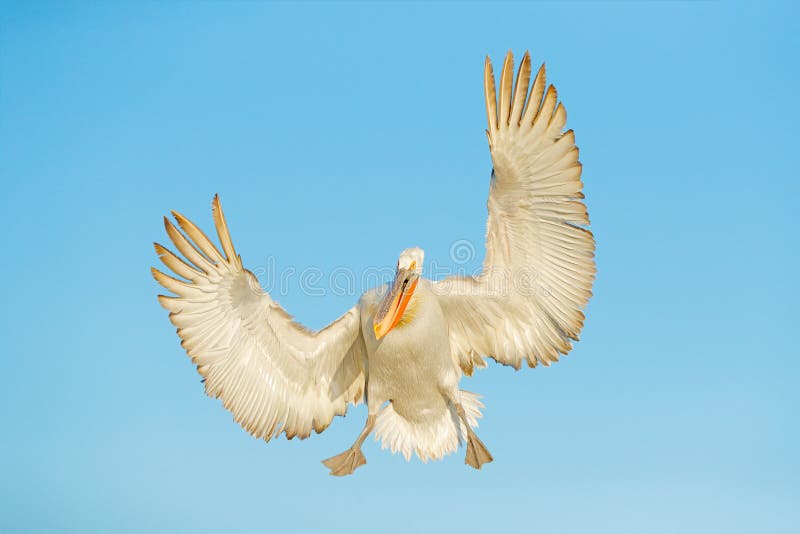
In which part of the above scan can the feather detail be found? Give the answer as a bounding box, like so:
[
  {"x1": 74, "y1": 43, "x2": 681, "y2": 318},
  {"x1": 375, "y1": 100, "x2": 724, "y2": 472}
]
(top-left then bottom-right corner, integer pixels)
[
  {"x1": 437, "y1": 50, "x2": 595, "y2": 372},
  {"x1": 153, "y1": 197, "x2": 366, "y2": 442},
  {"x1": 484, "y1": 56, "x2": 498, "y2": 142}
]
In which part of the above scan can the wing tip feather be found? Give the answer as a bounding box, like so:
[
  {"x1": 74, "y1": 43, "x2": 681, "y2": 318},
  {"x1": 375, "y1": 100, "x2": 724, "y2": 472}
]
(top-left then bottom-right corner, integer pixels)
[{"x1": 211, "y1": 193, "x2": 239, "y2": 266}]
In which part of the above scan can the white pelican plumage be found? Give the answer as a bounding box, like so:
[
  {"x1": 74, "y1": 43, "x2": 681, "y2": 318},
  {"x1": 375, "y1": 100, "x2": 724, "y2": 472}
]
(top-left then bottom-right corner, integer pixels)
[{"x1": 153, "y1": 51, "x2": 595, "y2": 476}]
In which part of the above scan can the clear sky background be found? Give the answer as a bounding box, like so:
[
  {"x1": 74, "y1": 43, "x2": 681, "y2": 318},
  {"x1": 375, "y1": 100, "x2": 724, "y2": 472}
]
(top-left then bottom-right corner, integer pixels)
[{"x1": 1, "y1": 1, "x2": 797, "y2": 532}]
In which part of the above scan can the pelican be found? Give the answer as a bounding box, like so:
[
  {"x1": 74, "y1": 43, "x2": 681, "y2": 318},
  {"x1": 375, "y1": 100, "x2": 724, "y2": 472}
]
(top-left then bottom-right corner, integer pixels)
[{"x1": 152, "y1": 51, "x2": 595, "y2": 476}]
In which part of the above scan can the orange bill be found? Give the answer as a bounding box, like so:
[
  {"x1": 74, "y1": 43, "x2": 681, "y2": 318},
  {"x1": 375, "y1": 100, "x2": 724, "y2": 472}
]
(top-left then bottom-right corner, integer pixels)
[{"x1": 373, "y1": 270, "x2": 419, "y2": 340}]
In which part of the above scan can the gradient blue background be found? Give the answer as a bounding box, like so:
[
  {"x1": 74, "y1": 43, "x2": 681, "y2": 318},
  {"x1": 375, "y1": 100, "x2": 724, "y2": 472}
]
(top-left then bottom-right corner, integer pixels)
[{"x1": 2, "y1": 1, "x2": 797, "y2": 532}]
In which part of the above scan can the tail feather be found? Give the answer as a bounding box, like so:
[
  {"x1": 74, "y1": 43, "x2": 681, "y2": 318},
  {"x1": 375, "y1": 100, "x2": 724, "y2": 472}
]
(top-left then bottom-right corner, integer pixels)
[{"x1": 374, "y1": 391, "x2": 484, "y2": 462}]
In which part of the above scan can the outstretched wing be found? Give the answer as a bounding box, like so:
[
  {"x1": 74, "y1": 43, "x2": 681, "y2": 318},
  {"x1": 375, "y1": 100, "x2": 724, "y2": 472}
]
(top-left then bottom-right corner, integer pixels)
[
  {"x1": 435, "y1": 51, "x2": 595, "y2": 374},
  {"x1": 153, "y1": 196, "x2": 366, "y2": 440}
]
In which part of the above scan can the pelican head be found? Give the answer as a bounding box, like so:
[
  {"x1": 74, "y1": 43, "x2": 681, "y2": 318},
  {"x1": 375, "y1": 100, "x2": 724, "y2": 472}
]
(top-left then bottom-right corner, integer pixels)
[{"x1": 373, "y1": 247, "x2": 425, "y2": 340}]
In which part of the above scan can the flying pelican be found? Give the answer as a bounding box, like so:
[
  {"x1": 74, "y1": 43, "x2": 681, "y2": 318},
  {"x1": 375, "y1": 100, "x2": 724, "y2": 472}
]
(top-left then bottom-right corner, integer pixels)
[{"x1": 152, "y1": 51, "x2": 595, "y2": 476}]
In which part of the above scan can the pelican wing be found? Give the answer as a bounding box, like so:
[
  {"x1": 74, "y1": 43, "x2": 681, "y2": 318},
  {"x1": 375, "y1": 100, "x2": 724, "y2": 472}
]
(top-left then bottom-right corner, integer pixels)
[
  {"x1": 153, "y1": 196, "x2": 366, "y2": 440},
  {"x1": 435, "y1": 51, "x2": 595, "y2": 374}
]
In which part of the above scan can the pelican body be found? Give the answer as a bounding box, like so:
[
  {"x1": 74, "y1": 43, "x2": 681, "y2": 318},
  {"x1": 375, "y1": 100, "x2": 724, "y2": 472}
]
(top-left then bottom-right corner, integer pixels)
[{"x1": 153, "y1": 51, "x2": 595, "y2": 475}]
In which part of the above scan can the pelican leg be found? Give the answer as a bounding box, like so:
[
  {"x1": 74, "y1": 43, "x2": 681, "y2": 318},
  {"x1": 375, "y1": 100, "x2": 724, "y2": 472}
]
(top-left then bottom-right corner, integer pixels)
[
  {"x1": 321, "y1": 414, "x2": 376, "y2": 477},
  {"x1": 455, "y1": 403, "x2": 494, "y2": 470}
]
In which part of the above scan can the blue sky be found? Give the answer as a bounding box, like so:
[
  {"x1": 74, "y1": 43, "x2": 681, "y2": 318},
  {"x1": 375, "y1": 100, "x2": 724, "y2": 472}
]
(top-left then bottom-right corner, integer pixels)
[{"x1": 1, "y1": 1, "x2": 798, "y2": 532}]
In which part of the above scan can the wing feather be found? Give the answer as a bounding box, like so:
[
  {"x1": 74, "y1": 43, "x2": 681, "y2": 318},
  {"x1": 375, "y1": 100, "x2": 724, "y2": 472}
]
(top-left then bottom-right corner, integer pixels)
[
  {"x1": 523, "y1": 63, "x2": 546, "y2": 126},
  {"x1": 154, "y1": 197, "x2": 366, "y2": 441},
  {"x1": 436, "y1": 51, "x2": 595, "y2": 373},
  {"x1": 509, "y1": 51, "x2": 531, "y2": 126},
  {"x1": 498, "y1": 50, "x2": 514, "y2": 127},
  {"x1": 484, "y1": 56, "x2": 498, "y2": 137},
  {"x1": 172, "y1": 210, "x2": 227, "y2": 265},
  {"x1": 211, "y1": 194, "x2": 240, "y2": 267},
  {"x1": 163, "y1": 218, "x2": 217, "y2": 274},
  {"x1": 154, "y1": 243, "x2": 204, "y2": 280}
]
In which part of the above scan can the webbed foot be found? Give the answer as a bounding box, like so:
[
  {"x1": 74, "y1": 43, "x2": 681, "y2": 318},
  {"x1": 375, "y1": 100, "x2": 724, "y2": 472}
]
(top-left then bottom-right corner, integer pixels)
[
  {"x1": 465, "y1": 431, "x2": 494, "y2": 470},
  {"x1": 321, "y1": 447, "x2": 367, "y2": 476}
]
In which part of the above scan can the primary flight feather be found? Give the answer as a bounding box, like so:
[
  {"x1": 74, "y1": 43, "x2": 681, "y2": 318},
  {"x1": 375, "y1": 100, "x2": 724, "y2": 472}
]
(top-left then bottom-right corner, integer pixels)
[{"x1": 153, "y1": 51, "x2": 595, "y2": 475}]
